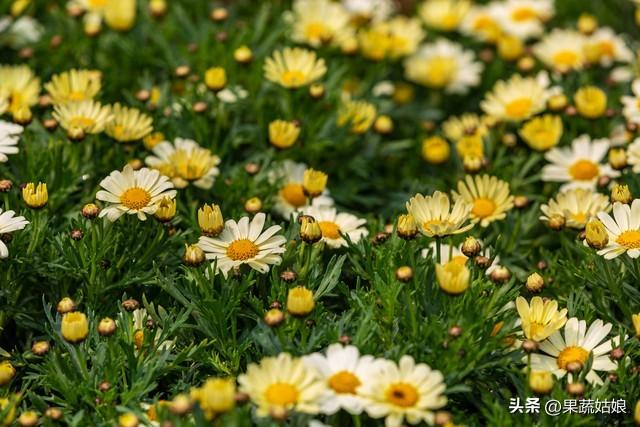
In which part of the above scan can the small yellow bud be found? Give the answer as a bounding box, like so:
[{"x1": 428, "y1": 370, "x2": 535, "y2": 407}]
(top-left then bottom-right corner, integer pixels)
[
  {"x1": 516, "y1": 56, "x2": 535, "y2": 72},
  {"x1": 396, "y1": 214, "x2": 418, "y2": 240},
  {"x1": 421, "y1": 136, "x2": 450, "y2": 164},
  {"x1": 463, "y1": 155, "x2": 484, "y2": 174},
  {"x1": 497, "y1": 35, "x2": 524, "y2": 61},
  {"x1": 268, "y1": 120, "x2": 300, "y2": 149},
  {"x1": 611, "y1": 184, "x2": 632, "y2": 204},
  {"x1": 436, "y1": 260, "x2": 470, "y2": 295},
  {"x1": 264, "y1": 308, "x2": 285, "y2": 327},
  {"x1": 574, "y1": 86, "x2": 607, "y2": 119},
  {"x1": 169, "y1": 394, "x2": 192, "y2": 415},
  {"x1": 56, "y1": 297, "x2": 76, "y2": 314},
  {"x1": 529, "y1": 370, "x2": 554, "y2": 395},
  {"x1": 373, "y1": 115, "x2": 393, "y2": 134},
  {"x1": 82, "y1": 203, "x2": 100, "y2": 219},
  {"x1": 210, "y1": 7, "x2": 228, "y2": 22},
  {"x1": 17, "y1": 410, "x2": 39, "y2": 427},
  {"x1": 118, "y1": 412, "x2": 138, "y2": 427},
  {"x1": 13, "y1": 106, "x2": 32, "y2": 125},
  {"x1": 609, "y1": 148, "x2": 627, "y2": 170},
  {"x1": 585, "y1": 219, "x2": 609, "y2": 249},
  {"x1": 61, "y1": 312, "x2": 89, "y2": 343},
  {"x1": 154, "y1": 196, "x2": 176, "y2": 222},
  {"x1": 286, "y1": 286, "x2": 315, "y2": 316},
  {"x1": 204, "y1": 67, "x2": 226, "y2": 91},
  {"x1": 149, "y1": 0, "x2": 167, "y2": 17},
  {"x1": 104, "y1": 0, "x2": 136, "y2": 32},
  {"x1": 634, "y1": 400, "x2": 640, "y2": 425},
  {"x1": 0, "y1": 361, "x2": 15, "y2": 386},
  {"x1": 183, "y1": 244, "x2": 206, "y2": 267},
  {"x1": 190, "y1": 378, "x2": 236, "y2": 420},
  {"x1": 547, "y1": 94, "x2": 568, "y2": 111},
  {"x1": 525, "y1": 272, "x2": 545, "y2": 292},
  {"x1": 299, "y1": 216, "x2": 322, "y2": 244},
  {"x1": 234, "y1": 45, "x2": 253, "y2": 63},
  {"x1": 31, "y1": 340, "x2": 50, "y2": 356},
  {"x1": 461, "y1": 236, "x2": 481, "y2": 257},
  {"x1": 198, "y1": 204, "x2": 224, "y2": 236},
  {"x1": 395, "y1": 266, "x2": 413, "y2": 282},
  {"x1": 302, "y1": 168, "x2": 328, "y2": 198},
  {"x1": 244, "y1": 197, "x2": 262, "y2": 214},
  {"x1": 97, "y1": 317, "x2": 116, "y2": 336},
  {"x1": 577, "y1": 13, "x2": 598, "y2": 35},
  {"x1": 22, "y1": 182, "x2": 48, "y2": 209},
  {"x1": 309, "y1": 83, "x2": 325, "y2": 99}
]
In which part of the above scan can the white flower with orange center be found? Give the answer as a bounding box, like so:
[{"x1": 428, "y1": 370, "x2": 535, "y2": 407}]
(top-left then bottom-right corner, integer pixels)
[
  {"x1": 533, "y1": 29, "x2": 586, "y2": 73},
  {"x1": 585, "y1": 27, "x2": 633, "y2": 67},
  {"x1": 515, "y1": 296, "x2": 567, "y2": 342},
  {"x1": 290, "y1": 0, "x2": 352, "y2": 47},
  {"x1": 44, "y1": 68, "x2": 102, "y2": 105},
  {"x1": 540, "y1": 188, "x2": 610, "y2": 230},
  {"x1": 0, "y1": 208, "x2": 29, "y2": 258},
  {"x1": 541, "y1": 135, "x2": 619, "y2": 191},
  {"x1": 359, "y1": 355, "x2": 447, "y2": 427},
  {"x1": 96, "y1": 164, "x2": 177, "y2": 222},
  {"x1": 480, "y1": 72, "x2": 555, "y2": 122},
  {"x1": 237, "y1": 352, "x2": 328, "y2": 417},
  {"x1": 403, "y1": 39, "x2": 482, "y2": 94},
  {"x1": 452, "y1": 175, "x2": 514, "y2": 227},
  {"x1": 406, "y1": 191, "x2": 473, "y2": 237},
  {"x1": 269, "y1": 160, "x2": 334, "y2": 219},
  {"x1": 303, "y1": 344, "x2": 378, "y2": 415},
  {"x1": 145, "y1": 138, "x2": 220, "y2": 190},
  {"x1": 0, "y1": 120, "x2": 22, "y2": 163},
  {"x1": 301, "y1": 205, "x2": 368, "y2": 248},
  {"x1": 530, "y1": 317, "x2": 620, "y2": 385},
  {"x1": 460, "y1": 4, "x2": 502, "y2": 43},
  {"x1": 264, "y1": 47, "x2": 327, "y2": 89},
  {"x1": 491, "y1": 0, "x2": 554, "y2": 40},
  {"x1": 595, "y1": 200, "x2": 640, "y2": 259},
  {"x1": 197, "y1": 213, "x2": 286, "y2": 278},
  {"x1": 621, "y1": 80, "x2": 640, "y2": 126},
  {"x1": 53, "y1": 100, "x2": 112, "y2": 137}
]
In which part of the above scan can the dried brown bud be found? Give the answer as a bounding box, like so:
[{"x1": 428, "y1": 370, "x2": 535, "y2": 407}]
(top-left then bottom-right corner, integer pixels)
[{"x1": 121, "y1": 299, "x2": 139, "y2": 311}]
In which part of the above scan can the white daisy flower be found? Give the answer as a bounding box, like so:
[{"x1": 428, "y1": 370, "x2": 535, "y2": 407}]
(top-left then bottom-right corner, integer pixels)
[
  {"x1": 621, "y1": 79, "x2": 640, "y2": 125},
  {"x1": 303, "y1": 344, "x2": 379, "y2": 415},
  {"x1": 406, "y1": 191, "x2": 473, "y2": 237},
  {"x1": 197, "y1": 212, "x2": 286, "y2": 278},
  {"x1": 269, "y1": 160, "x2": 333, "y2": 219},
  {"x1": 403, "y1": 39, "x2": 483, "y2": 94},
  {"x1": 96, "y1": 164, "x2": 177, "y2": 222},
  {"x1": 481, "y1": 72, "x2": 556, "y2": 122},
  {"x1": 596, "y1": 200, "x2": 640, "y2": 259},
  {"x1": 145, "y1": 138, "x2": 220, "y2": 190},
  {"x1": 585, "y1": 27, "x2": 633, "y2": 67},
  {"x1": 540, "y1": 188, "x2": 611, "y2": 229},
  {"x1": 491, "y1": 0, "x2": 554, "y2": 40},
  {"x1": 530, "y1": 317, "x2": 621, "y2": 385},
  {"x1": 342, "y1": 0, "x2": 394, "y2": 22},
  {"x1": 0, "y1": 208, "x2": 29, "y2": 259},
  {"x1": 0, "y1": 120, "x2": 22, "y2": 163},
  {"x1": 460, "y1": 4, "x2": 501, "y2": 43},
  {"x1": 541, "y1": 135, "x2": 619, "y2": 191},
  {"x1": 301, "y1": 205, "x2": 368, "y2": 248},
  {"x1": 533, "y1": 29, "x2": 587, "y2": 73},
  {"x1": 359, "y1": 355, "x2": 447, "y2": 427}
]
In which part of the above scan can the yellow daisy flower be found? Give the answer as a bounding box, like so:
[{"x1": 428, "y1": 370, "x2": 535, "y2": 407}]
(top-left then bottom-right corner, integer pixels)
[
  {"x1": 0, "y1": 64, "x2": 40, "y2": 118},
  {"x1": 453, "y1": 175, "x2": 514, "y2": 227},
  {"x1": 481, "y1": 72, "x2": 554, "y2": 122},
  {"x1": 264, "y1": 47, "x2": 327, "y2": 88},
  {"x1": 540, "y1": 188, "x2": 610, "y2": 230},
  {"x1": 516, "y1": 296, "x2": 568, "y2": 342},
  {"x1": 53, "y1": 100, "x2": 113, "y2": 139},
  {"x1": 105, "y1": 103, "x2": 153, "y2": 142},
  {"x1": 44, "y1": 69, "x2": 102, "y2": 105},
  {"x1": 533, "y1": 29, "x2": 586, "y2": 73},
  {"x1": 406, "y1": 190, "x2": 473, "y2": 237}
]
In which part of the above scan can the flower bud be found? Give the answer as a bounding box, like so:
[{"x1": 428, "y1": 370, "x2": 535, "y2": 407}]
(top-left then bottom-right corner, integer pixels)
[
  {"x1": 18, "y1": 410, "x2": 39, "y2": 427},
  {"x1": 609, "y1": 148, "x2": 627, "y2": 170},
  {"x1": 210, "y1": 7, "x2": 228, "y2": 21},
  {"x1": 121, "y1": 299, "x2": 139, "y2": 311},
  {"x1": 490, "y1": 266, "x2": 511, "y2": 283},
  {"x1": 118, "y1": 412, "x2": 139, "y2": 427},
  {"x1": 264, "y1": 308, "x2": 285, "y2": 327},
  {"x1": 169, "y1": 394, "x2": 192, "y2": 415},
  {"x1": 82, "y1": 203, "x2": 100, "y2": 219},
  {"x1": 574, "y1": 86, "x2": 607, "y2": 119},
  {"x1": 522, "y1": 339, "x2": 538, "y2": 353},
  {"x1": 396, "y1": 214, "x2": 417, "y2": 239},
  {"x1": 244, "y1": 197, "x2": 262, "y2": 214},
  {"x1": 548, "y1": 94, "x2": 568, "y2": 111},
  {"x1": 154, "y1": 197, "x2": 177, "y2": 222},
  {"x1": 461, "y1": 237, "x2": 481, "y2": 257},
  {"x1": 198, "y1": 204, "x2": 224, "y2": 236},
  {"x1": 61, "y1": 312, "x2": 89, "y2": 343},
  {"x1": 463, "y1": 155, "x2": 484, "y2": 173},
  {"x1": 497, "y1": 35, "x2": 524, "y2": 61},
  {"x1": 299, "y1": 217, "x2": 322, "y2": 244},
  {"x1": 286, "y1": 286, "x2": 315, "y2": 316},
  {"x1": 566, "y1": 381, "x2": 585, "y2": 396},
  {"x1": 44, "y1": 407, "x2": 63, "y2": 420},
  {"x1": 302, "y1": 169, "x2": 328, "y2": 198},
  {"x1": 395, "y1": 266, "x2": 413, "y2": 282},
  {"x1": 31, "y1": 340, "x2": 50, "y2": 356},
  {"x1": 421, "y1": 136, "x2": 450, "y2": 165},
  {"x1": 98, "y1": 317, "x2": 116, "y2": 336},
  {"x1": 585, "y1": 219, "x2": 608, "y2": 249},
  {"x1": 57, "y1": 297, "x2": 76, "y2": 314},
  {"x1": 204, "y1": 67, "x2": 226, "y2": 91},
  {"x1": 529, "y1": 370, "x2": 554, "y2": 394},
  {"x1": 436, "y1": 261, "x2": 470, "y2": 295},
  {"x1": 577, "y1": 13, "x2": 598, "y2": 34},
  {"x1": 547, "y1": 214, "x2": 565, "y2": 230},
  {"x1": 611, "y1": 184, "x2": 632, "y2": 204},
  {"x1": 183, "y1": 244, "x2": 205, "y2": 267},
  {"x1": 525, "y1": 272, "x2": 545, "y2": 292},
  {"x1": 373, "y1": 115, "x2": 393, "y2": 134},
  {"x1": 22, "y1": 182, "x2": 48, "y2": 209},
  {"x1": 0, "y1": 361, "x2": 15, "y2": 386},
  {"x1": 234, "y1": 45, "x2": 253, "y2": 63},
  {"x1": 309, "y1": 83, "x2": 325, "y2": 99},
  {"x1": 269, "y1": 120, "x2": 300, "y2": 149}
]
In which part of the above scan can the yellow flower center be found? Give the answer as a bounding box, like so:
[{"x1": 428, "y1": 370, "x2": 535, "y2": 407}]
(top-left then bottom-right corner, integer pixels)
[
  {"x1": 306, "y1": 22, "x2": 328, "y2": 42},
  {"x1": 598, "y1": 41, "x2": 615, "y2": 57},
  {"x1": 318, "y1": 221, "x2": 341, "y2": 239},
  {"x1": 226, "y1": 239, "x2": 259, "y2": 261},
  {"x1": 68, "y1": 91, "x2": 86, "y2": 101},
  {"x1": 556, "y1": 346, "x2": 589, "y2": 370},
  {"x1": 528, "y1": 322, "x2": 546, "y2": 339},
  {"x1": 69, "y1": 116, "x2": 96, "y2": 130},
  {"x1": 511, "y1": 7, "x2": 537, "y2": 21},
  {"x1": 120, "y1": 187, "x2": 151, "y2": 210},
  {"x1": 472, "y1": 197, "x2": 496, "y2": 218},
  {"x1": 570, "y1": 212, "x2": 587, "y2": 225},
  {"x1": 280, "y1": 183, "x2": 307, "y2": 207},
  {"x1": 422, "y1": 219, "x2": 454, "y2": 234},
  {"x1": 264, "y1": 382, "x2": 299, "y2": 406},
  {"x1": 281, "y1": 70, "x2": 306, "y2": 86},
  {"x1": 505, "y1": 98, "x2": 533, "y2": 119},
  {"x1": 88, "y1": 0, "x2": 108, "y2": 8},
  {"x1": 328, "y1": 370, "x2": 361, "y2": 394},
  {"x1": 385, "y1": 383, "x2": 419, "y2": 407},
  {"x1": 441, "y1": 13, "x2": 459, "y2": 30},
  {"x1": 552, "y1": 50, "x2": 579, "y2": 68},
  {"x1": 616, "y1": 230, "x2": 640, "y2": 249},
  {"x1": 473, "y1": 15, "x2": 494, "y2": 30},
  {"x1": 9, "y1": 91, "x2": 23, "y2": 112},
  {"x1": 568, "y1": 159, "x2": 599, "y2": 181},
  {"x1": 424, "y1": 56, "x2": 457, "y2": 88}
]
